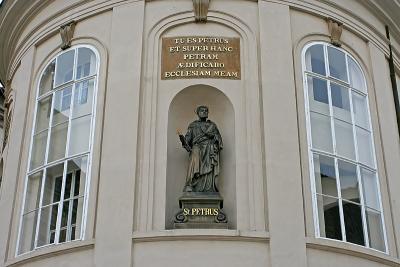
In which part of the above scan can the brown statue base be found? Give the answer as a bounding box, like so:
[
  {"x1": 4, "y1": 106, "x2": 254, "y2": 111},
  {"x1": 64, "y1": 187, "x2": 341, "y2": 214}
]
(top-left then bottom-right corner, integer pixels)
[{"x1": 174, "y1": 192, "x2": 228, "y2": 229}]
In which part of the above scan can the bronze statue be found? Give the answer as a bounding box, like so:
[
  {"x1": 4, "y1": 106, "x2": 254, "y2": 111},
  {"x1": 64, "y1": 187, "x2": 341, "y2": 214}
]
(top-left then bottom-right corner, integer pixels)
[{"x1": 178, "y1": 106, "x2": 223, "y2": 192}]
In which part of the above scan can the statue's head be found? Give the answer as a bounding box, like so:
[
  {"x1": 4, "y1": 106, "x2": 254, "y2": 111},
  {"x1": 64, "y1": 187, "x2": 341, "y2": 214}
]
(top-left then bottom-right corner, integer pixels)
[{"x1": 195, "y1": 105, "x2": 209, "y2": 119}]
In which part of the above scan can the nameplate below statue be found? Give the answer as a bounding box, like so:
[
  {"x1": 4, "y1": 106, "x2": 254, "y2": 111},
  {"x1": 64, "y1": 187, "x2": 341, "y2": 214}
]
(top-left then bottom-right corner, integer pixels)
[
  {"x1": 174, "y1": 192, "x2": 228, "y2": 229},
  {"x1": 183, "y1": 207, "x2": 220, "y2": 216}
]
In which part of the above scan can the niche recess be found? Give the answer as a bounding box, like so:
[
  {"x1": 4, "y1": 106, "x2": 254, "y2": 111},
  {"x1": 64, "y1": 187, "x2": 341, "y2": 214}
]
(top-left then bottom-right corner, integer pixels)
[{"x1": 165, "y1": 84, "x2": 236, "y2": 229}]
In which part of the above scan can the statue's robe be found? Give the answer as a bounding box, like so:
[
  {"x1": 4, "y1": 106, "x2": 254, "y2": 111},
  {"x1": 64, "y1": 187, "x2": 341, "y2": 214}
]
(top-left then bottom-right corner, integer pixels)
[{"x1": 184, "y1": 119, "x2": 223, "y2": 192}]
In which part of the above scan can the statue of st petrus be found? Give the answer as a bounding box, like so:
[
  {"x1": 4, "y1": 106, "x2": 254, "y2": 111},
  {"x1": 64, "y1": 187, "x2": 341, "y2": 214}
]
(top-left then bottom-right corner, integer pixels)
[{"x1": 178, "y1": 106, "x2": 223, "y2": 193}]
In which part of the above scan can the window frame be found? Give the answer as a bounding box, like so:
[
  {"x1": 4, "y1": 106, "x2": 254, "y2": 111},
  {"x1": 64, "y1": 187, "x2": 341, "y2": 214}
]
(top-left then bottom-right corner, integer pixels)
[
  {"x1": 16, "y1": 45, "x2": 99, "y2": 256},
  {"x1": 302, "y1": 41, "x2": 388, "y2": 253}
]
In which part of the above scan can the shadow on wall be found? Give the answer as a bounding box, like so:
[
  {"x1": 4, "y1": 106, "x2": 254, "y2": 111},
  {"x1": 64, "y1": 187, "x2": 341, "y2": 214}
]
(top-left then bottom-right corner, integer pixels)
[{"x1": 165, "y1": 84, "x2": 236, "y2": 229}]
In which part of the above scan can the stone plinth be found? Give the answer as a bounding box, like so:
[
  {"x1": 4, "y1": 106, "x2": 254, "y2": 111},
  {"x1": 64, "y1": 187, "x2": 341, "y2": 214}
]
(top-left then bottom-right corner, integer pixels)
[{"x1": 174, "y1": 192, "x2": 228, "y2": 229}]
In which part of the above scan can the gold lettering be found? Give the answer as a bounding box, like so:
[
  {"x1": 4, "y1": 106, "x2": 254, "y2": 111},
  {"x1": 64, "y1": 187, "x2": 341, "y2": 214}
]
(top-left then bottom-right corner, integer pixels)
[
  {"x1": 213, "y1": 208, "x2": 219, "y2": 215},
  {"x1": 183, "y1": 208, "x2": 189, "y2": 216}
]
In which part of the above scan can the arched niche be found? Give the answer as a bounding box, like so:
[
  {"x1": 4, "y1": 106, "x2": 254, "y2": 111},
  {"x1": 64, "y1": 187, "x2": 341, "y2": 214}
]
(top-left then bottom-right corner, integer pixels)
[{"x1": 165, "y1": 84, "x2": 236, "y2": 229}]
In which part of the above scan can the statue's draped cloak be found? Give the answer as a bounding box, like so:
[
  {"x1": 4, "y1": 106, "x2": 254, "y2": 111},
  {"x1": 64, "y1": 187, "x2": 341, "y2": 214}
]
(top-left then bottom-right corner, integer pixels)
[{"x1": 184, "y1": 119, "x2": 223, "y2": 192}]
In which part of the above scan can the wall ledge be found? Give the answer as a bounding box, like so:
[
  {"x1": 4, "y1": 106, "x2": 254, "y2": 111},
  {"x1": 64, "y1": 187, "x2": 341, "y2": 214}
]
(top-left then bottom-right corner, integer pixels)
[
  {"x1": 132, "y1": 229, "x2": 269, "y2": 243},
  {"x1": 5, "y1": 239, "x2": 95, "y2": 267},
  {"x1": 306, "y1": 237, "x2": 400, "y2": 267}
]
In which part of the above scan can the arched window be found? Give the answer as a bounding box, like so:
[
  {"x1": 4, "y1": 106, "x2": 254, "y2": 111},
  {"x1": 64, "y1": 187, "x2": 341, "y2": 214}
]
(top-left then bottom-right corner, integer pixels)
[
  {"x1": 17, "y1": 46, "x2": 99, "y2": 255},
  {"x1": 303, "y1": 42, "x2": 387, "y2": 252}
]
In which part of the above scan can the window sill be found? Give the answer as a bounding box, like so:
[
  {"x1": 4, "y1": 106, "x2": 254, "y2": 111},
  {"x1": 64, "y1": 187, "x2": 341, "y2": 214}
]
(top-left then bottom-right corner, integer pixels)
[
  {"x1": 132, "y1": 229, "x2": 270, "y2": 243},
  {"x1": 5, "y1": 239, "x2": 95, "y2": 267},
  {"x1": 306, "y1": 237, "x2": 400, "y2": 266}
]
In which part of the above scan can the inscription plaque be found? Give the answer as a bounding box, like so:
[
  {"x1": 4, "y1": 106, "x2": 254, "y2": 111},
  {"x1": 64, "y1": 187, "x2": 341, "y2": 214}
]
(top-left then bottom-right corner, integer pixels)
[{"x1": 161, "y1": 36, "x2": 241, "y2": 80}]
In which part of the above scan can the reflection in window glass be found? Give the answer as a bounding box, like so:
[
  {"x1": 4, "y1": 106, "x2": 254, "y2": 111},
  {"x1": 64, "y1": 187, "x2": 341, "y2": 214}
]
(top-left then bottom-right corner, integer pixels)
[
  {"x1": 343, "y1": 201, "x2": 364, "y2": 246},
  {"x1": 310, "y1": 112, "x2": 333, "y2": 153},
  {"x1": 331, "y1": 83, "x2": 351, "y2": 123},
  {"x1": 307, "y1": 76, "x2": 329, "y2": 115},
  {"x1": 39, "y1": 61, "x2": 55, "y2": 96},
  {"x1": 334, "y1": 119, "x2": 355, "y2": 160},
  {"x1": 48, "y1": 122, "x2": 68, "y2": 162},
  {"x1": 366, "y1": 208, "x2": 385, "y2": 251},
  {"x1": 34, "y1": 96, "x2": 52, "y2": 134},
  {"x1": 73, "y1": 80, "x2": 94, "y2": 118},
  {"x1": 20, "y1": 46, "x2": 98, "y2": 254},
  {"x1": 52, "y1": 87, "x2": 72, "y2": 126},
  {"x1": 304, "y1": 43, "x2": 386, "y2": 252},
  {"x1": 352, "y1": 92, "x2": 370, "y2": 130},
  {"x1": 349, "y1": 57, "x2": 365, "y2": 92},
  {"x1": 77, "y1": 48, "x2": 96, "y2": 79},
  {"x1": 356, "y1": 127, "x2": 374, "y2": 167},
  {"x1": 328, "y1": 46, "x2": 348, "y2": 82},
  {"x1": 55, "y1": 50, "x2": 75, "y2": 86},
  {"x1": 317, "y1": 195, "x2": 342, "y2": 240},
  {"x1": 338, "y1": 160, "x2": 359, "y2": 203},
  {"x1": 68, "y1": 116, "x2": 91, "y2": 156},
  {"x1": 305, "y1": 45, "x2": 326, "y2": 76},
  {"x1": 313, "y1": 154, "x2": 337, "y2": 197},
  {"x1": 361, "y1": 168, "x2": 379, "y2": 211},
  {"x1": 30, "y1": 131, "x2": 48, "y2": 170}
]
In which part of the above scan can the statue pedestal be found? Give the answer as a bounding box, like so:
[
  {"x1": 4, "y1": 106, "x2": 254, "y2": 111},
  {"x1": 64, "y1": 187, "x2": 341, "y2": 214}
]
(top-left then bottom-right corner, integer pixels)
[{"x1": 174, "y1": 192, "x2": 228, "y2": 229}]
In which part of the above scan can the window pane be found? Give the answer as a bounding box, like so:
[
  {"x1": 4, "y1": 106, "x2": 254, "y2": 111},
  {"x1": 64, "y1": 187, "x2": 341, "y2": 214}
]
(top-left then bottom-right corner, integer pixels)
[
  {"x1": 331, "y1": 83, "x2": 351, "y2": 123},
  {"x1": 361, "y1": 168, "x2": 380, "y2": 211},
  {"x1": 19, "y1": 210, "x2": 38, "y2": 254},
  {"x1": 328, "y1": 47, "x2": 348, "y2": 82},
  {"x1": 52, "y1": 86, "x2": 72, "y2": 125},
  {"x1": 352, "y1": 92, "x2": 369, "y2": 129},
  {"x1": 72, "y1": 79, "x2": 94, "y2": 118},
  {"x1": 30, "y1": 130, "x2": 48, "y2": 170},
  {"x1": 39, "y1": 61, "x2": 55, "y2": 96},
  {"x1": 55, "y1": 50, "x2": 75, "y2": 87},
  {"x1": 317, "y1": 195, "x2": 342, "y2": 240},
  {"x1": 37, "y1": 204, "x2": 58, "y2": 247},
  {"x1": 24, "y1": 171, "x2": 43, "y2": 213},
  {"x1": 76, "y1": 48, "x2": 96, "y2": 79},
  {"x1": 334, "y1": 119, "x2": 355, "y2": 160},
  {"x1": 64, "y1": 173, "x2": 73, "y2": 200},
  {"x1": 70, "y1": 197, "x2": 84, "y2": 241},
  {"x1": 366, "y1": 209, "x2": 385, "y2": 251},
  {"x1": 35, "y1": 96, "x2": 52, "y2": 133},
  {"x1": 48, "y1": 122, "x2": 68, "y2": 162},
  {"x1": 348, "y1": 57, "x2": 365, "y2": 92},
  {"x1": 356, "y1": 127, "x2": 374, "y2": 167},
  {"x1": 42, "y1": 163, "x2": 64, "y2": 206},
  {"x1": 338, "y1": 160, "x2": 359, "y2": 203},
  {"x1": 307, "y1": 76, "x2": 329, "y2": 115},
  {"x1": 61, "y1": 200, "x2": 70, "y2": 229},
  {"x1": 68, "y1": 116, "x2": 91, "y2": 156},
  {"x1": 343, "y1": 201, "x2": 365, "y2": 246},
  {"x1": 310, "y1": 112, "x2": 333, "y2": 153},
  {"x1": 305, "y1": 45, "x2": 326, "y2": 76},
  {"x1": 67, "y1": 157, "x2": 88, "y2": 197},
  {"x1": 313, "y1": 154, "x2": 337, "y2": 197}
]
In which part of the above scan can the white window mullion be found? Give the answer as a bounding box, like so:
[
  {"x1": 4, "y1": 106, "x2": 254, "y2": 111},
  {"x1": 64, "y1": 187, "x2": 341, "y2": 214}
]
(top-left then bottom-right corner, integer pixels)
[{"x1": 345, "y1": 54, "x2": 350, "y2": 84}]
